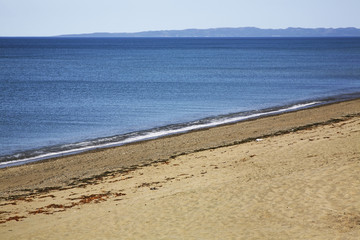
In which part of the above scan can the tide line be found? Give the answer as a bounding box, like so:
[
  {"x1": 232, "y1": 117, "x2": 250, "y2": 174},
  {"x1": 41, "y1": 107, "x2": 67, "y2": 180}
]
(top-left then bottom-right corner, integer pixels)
[{"x1": 0, "y1": 101, "x2": 320, "y2": 168}]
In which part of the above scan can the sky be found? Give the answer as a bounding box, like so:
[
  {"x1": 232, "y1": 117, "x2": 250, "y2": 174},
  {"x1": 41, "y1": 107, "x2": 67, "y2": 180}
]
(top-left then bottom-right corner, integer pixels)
[{"x1": 0, "y1": 0, "x2": 359, "y2": 37}]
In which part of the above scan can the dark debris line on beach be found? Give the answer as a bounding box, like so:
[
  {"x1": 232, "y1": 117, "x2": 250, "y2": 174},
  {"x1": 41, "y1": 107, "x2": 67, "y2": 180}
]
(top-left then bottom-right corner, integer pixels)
[
  {"x1": 1, "y1": 113, "x2": 359, "y2": 202},
  {"x1": 0, "y1": 190, "x2": 128, "y2": 224}
]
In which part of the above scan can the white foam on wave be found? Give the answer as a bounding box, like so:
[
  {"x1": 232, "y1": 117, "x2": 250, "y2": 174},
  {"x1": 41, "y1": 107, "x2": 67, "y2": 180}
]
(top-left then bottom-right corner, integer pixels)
[{"x1": 0, "y1": 101, "x2": 320, "y2": 168}]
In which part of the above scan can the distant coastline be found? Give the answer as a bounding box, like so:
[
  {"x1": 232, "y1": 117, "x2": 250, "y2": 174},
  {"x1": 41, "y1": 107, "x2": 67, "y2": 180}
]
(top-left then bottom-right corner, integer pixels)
[{"x1": 57, "y1": 27, "x2": 360, "y2": 38}]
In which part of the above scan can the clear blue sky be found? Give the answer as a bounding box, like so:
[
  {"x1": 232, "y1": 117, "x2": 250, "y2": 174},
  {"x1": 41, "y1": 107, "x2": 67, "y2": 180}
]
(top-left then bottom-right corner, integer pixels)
[{"x1": 0, "y1": 0, "x2": 359, "y2": 36}]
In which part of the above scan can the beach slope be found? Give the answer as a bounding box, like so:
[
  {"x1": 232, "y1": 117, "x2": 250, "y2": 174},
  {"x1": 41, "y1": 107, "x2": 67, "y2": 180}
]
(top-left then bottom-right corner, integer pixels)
[{"x1": 0, "y1": 99, "x2": 359, "y2": 239}]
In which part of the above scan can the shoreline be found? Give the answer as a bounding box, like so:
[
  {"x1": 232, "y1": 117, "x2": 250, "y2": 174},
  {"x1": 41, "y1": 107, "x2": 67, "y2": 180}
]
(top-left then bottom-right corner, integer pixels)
[
  {"x1": 0, "y1": 98, "x2": 359, "y2": 239},
  {"x1": 2, "y1": 92, "x2": 360, "y2": 168},
  {"x1": 0, "y1": 97, "x2": 359, "y2": 199},
  {"x1": 0, "y1": 100, "x2": 322, "y2": 168}
]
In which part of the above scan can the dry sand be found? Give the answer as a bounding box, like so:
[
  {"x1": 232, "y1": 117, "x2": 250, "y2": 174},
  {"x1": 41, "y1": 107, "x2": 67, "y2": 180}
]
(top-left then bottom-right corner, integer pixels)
[{"x1": 0, "y1": 99, "x2": 360, "y2": 239}]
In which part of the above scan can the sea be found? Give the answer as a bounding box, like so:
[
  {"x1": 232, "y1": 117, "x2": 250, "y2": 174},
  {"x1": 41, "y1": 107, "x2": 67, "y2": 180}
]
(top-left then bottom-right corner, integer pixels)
[{"x1": 1, "y1": 37, "x2": 360, "y2": 168}]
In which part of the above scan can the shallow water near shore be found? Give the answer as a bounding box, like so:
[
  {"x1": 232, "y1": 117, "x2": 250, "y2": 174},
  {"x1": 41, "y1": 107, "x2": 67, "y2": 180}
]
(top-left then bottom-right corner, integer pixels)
[{"x1": 1, "y1": 37, "x2": 360, "y2": 166}]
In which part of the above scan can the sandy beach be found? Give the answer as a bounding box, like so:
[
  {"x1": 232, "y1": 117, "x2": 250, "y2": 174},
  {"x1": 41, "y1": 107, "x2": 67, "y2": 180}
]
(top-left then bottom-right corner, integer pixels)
[{"x1": 1, "y1": 99, "x2": 360, "y2": 239}]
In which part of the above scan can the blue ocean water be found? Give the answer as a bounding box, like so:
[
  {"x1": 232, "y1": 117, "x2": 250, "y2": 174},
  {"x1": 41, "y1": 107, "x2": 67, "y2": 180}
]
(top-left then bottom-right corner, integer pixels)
[{"x1": 1, "y1": 37, "x2": 360, "y2": 166}]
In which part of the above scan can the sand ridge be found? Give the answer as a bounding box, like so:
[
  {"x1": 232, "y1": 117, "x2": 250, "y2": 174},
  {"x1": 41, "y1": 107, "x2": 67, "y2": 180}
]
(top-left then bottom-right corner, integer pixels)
[{"x1": 1, "y1": 99, "x2": 360, "y2": 198}]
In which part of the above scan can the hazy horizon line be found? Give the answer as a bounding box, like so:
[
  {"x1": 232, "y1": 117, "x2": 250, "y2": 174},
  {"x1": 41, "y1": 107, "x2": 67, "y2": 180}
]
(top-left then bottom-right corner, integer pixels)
[{"x1": 1, "y1": 26, "x2": 360, "y2": 38}]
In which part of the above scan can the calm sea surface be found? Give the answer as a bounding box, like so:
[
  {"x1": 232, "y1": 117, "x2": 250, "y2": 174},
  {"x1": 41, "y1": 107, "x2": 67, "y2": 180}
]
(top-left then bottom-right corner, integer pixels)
[{"x1": 1, "y1": 37, "x2": 360, "y2": 166}]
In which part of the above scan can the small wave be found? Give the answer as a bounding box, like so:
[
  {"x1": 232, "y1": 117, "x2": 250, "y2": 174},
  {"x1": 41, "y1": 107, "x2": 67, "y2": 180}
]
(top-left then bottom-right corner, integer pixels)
[{"x1": 0, "y1": 100, "x2": 322, "y2": 168}]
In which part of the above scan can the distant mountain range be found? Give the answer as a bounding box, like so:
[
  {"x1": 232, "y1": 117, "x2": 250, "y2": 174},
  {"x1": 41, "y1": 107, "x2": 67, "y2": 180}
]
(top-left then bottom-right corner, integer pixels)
[{"x1": 58, "y1": 27, "x2": 360, "y2": 38}]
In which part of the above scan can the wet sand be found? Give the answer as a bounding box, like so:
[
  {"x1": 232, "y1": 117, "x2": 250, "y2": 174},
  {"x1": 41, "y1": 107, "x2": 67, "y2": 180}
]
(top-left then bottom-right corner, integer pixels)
[{"x1": 0, "y1": 99, "x2": 359, "y2": 239}]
